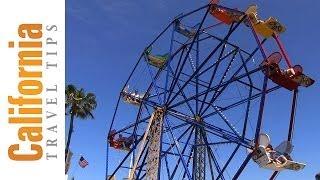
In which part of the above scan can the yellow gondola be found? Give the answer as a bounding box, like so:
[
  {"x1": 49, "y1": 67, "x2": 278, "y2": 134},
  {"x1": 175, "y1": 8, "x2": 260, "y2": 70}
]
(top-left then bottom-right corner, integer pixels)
[{"x1": 245, "y1": 5, "x2": 286, "y2": 38}]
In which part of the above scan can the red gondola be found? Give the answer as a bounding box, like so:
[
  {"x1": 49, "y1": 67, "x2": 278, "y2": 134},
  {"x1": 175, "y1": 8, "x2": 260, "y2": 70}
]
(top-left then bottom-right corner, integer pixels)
[
  {"x1": 262, "y1": 52, "x2": 314, "y2": 91},
  {"x1": 209, "y1": 0, "x2": 242, "y2": 25},
  {"x1": 108, "y1": 129, "x2": 134, "y2": 151}
]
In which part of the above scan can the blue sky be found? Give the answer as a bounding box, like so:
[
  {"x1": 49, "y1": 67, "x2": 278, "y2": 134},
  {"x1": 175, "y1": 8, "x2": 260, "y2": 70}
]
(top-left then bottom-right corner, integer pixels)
[{"x1": 66, "y1": 0, "x2": 320, "y2": 179}]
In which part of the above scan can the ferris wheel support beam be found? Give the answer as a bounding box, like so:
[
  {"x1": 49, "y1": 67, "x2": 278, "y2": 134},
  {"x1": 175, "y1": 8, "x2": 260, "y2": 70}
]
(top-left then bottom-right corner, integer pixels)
[
  {"x1": 127, "y1": 111, "x2": 194, "y2": 179},
  {"x1": 146, "y1": 110, "x2": 164, "y2": 180},
  {"x1": 232, "y1": 153, "x2": 253, "y2": 180},
  {"x1": 128, "y1": 108, "x2": 165, "y2": 180},
  {"x1": 128, "y1": 111, "x2": 157, "y2": 179},
  {"x1": 193, "y1": 117, "x2": 206, "y2": 180},
  {"x1": 216, "y1": 144, "x2": 241, "y2": 180},
  {"x1": 136, "y1": 147, "x2": 149, "y2": 179},
  {"x1": 137, "y1": 125, "x2": 193, "y2": 169}
]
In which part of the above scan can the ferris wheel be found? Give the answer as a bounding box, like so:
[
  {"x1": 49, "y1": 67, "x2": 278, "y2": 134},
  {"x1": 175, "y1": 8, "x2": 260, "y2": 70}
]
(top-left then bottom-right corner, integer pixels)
[{"x1": 106, "y1": 1, "x2": 314, "y2": 180}]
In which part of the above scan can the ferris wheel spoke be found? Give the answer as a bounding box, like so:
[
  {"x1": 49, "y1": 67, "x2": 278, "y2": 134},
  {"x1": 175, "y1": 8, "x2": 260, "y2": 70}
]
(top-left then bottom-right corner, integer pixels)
[
  {"x1": 196, "y1": 47, "x2": 238, "y2": 79},
  {"x1": 167, "y1": 15, "x2": 246, "y2": 107},
  {"x1": 201, "y1": 31, "x2": 251, "y2": 56},
  {"x1": 167, "y1": 37, "x2": 266, "y2": 110},
  {"x1": 202, "y1": 85, "x2": 280, "y2": 119},
  {"x1": 166, "y1": 64, "x2": 196, "y2": 116},
  {"x1": 164, "y1": 122, "x2": 190, "y2": 133},
  {"x1": 199, "y1": 48, "x2": 238, "y2": 116},
  {"x1": 164, "y1": 155, "x2": 171, "y2": 179},
  {"x1": 200, "y1": 52, "x2": 248, "y2": 117},
  {"x1": 166, "y1": 47, "x2": 186, "y2": 99},
  {"x1": 198, "y1": 43, "x2": 228, "y2": 114},
  {"x1": 155, "y1": 85, "x2": 206, "y2": 109},
  {"x1": 203, "y1": 127, "x2": 251, "y2": 149},
  {"x1": 194, "y1": 141, "x2": 233, "y2": 147},
  {"x1": 241, "y1": 86, "x2": 253, "y2": 138},
  {"x1": 161, "y1": 124, "x2": 193, "y2": 156},
  {"x1": 162, "y1": 118, "x2": 193, "y2": 179},
  {"x1": 206, "y1": 145, "x2": 215, "y2": 180},
  {"x1": 166, "y1": 7, "x2": 210, "y2": 105},
  {"x1": 167, "y1": 108, "x2": 196, "y2": 122},
  {"x1": 182, "y1": 146, "x2": 194, "y2": 179},
  {"x1": 236, "y1": 79, "x2": 261, "y2": 91},
  {"x1": 202, "y1": 130, "x2": 226, "y2": 180},
  {"x1": 180, "y1": 71, "x2": 212, "y2": 88},
  {"x1": 113, "y1": 115, "x2": 151, "y2": 135},
  {"x1": 168, "y1": 64, "x2": 263, "y2": 111},
  {"x1": 212, "y1": 105, "x2": 241, "y2": 137},
  {"x1": 168, "y1": 110, "x2": 251, "y2": 148},
  {"x1": 169, "y1": 127, "x2": 195, "y2": 179}
]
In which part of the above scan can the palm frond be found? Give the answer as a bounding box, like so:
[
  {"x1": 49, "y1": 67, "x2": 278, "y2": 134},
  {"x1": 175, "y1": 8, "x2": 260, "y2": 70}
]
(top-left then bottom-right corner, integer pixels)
[{"x1": 66, "y1": 84, "x2": 97, "y2": 120}]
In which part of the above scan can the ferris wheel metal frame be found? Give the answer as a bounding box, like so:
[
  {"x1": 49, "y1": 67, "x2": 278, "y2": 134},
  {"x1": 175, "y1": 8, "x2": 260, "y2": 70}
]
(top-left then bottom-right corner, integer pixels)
[{"x1": 106, "y1": 2, "x2": 309, "y2": 180}]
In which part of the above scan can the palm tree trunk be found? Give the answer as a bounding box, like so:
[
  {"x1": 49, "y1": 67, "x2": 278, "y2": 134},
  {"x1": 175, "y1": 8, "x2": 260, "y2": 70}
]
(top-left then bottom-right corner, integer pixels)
[{"x1": 65, "y1": 113, "x2": 75, "y2": 162}]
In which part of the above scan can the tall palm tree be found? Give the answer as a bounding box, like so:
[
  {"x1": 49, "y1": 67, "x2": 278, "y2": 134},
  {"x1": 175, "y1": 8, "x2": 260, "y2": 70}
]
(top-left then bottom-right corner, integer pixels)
[
  {"x1": 316, "y1": 172, "x2": 320, "y2": 180},
  {"x1": 65, "y1": 84, "x2": 97, "y2": 161}
]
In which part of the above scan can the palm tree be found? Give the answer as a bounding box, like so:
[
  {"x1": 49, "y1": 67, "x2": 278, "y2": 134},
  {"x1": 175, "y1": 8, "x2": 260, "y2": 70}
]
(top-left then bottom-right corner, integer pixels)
[{"x1": 65, "y1": 84, "x2": 97, "y2": 161}]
